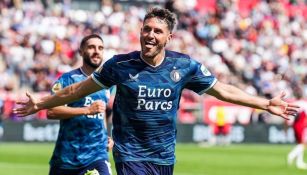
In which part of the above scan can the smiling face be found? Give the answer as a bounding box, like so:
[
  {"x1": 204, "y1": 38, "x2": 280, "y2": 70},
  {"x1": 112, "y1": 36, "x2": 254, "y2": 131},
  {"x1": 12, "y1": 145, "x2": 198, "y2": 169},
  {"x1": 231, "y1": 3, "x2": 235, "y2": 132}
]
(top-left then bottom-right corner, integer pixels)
[
  {"x1": 140, "y1": 17, "x2": 172, "y2": 59},
  {"x1": 80, "y1": 38, "x2": 104, "y2": 68}
]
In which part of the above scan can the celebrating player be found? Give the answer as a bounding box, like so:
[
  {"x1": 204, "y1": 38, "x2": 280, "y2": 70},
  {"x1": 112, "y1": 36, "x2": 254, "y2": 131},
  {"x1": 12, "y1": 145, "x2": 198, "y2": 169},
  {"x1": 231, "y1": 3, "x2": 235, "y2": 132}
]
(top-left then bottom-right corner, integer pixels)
[
  {"x1": 47, "y1": 34, "x2": 113, "y2": 175},
  {"x1": 14, "y1": 8, "x2": 299, "y2": 175}
]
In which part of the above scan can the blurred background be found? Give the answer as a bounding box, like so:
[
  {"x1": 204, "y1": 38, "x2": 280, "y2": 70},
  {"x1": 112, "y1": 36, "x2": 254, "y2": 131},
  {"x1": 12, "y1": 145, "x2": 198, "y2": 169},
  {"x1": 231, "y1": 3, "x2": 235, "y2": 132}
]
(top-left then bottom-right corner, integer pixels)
[
  {"x1": 0, "y1": 0, "x2": 307, "y2": 174},
  {"x1": 0, "y1": 0, "x2": 307, "y2": 175}
]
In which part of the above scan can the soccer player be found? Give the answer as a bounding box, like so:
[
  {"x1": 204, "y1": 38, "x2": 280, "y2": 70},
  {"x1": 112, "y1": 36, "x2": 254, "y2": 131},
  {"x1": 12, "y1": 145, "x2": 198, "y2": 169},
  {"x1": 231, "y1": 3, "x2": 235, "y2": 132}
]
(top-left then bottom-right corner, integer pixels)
[
  {"x1": 15, "y1": 8, "x2": 299, "y2": 175},
  {"x1": 287, "y1": 92, "x2": 307, "y2": 169},
  {"x1": 47, "y1": 34, "x2": 113, "y2": 175}
]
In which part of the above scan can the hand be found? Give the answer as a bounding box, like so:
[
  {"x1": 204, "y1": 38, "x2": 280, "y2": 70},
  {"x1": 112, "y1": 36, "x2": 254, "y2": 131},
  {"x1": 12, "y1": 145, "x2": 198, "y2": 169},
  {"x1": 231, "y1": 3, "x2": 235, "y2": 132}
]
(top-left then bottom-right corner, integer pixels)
[
  {"x1": 13, "y1": 92, "x2": 40, "y2": 117},
  {"x1": 268, "y1": 92, "x2": 300, "y2": 120},
  {"x1": 87, "y1": 100, "x2": 106, "y2": 115},
  {"x1": 107, "y1": 137, "x2": 114, "y2": 152}
]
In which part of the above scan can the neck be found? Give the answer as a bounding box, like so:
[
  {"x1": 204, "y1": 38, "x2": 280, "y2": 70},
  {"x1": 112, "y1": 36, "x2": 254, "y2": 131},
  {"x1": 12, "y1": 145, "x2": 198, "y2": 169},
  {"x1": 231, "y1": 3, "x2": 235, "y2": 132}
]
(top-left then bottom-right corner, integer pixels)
[
  {"x1": 80, "y1": 64, "x2": 96, "y2": 76},
  {"x1": 140, "y1": 51, "x2": 165, "y2": 67}
]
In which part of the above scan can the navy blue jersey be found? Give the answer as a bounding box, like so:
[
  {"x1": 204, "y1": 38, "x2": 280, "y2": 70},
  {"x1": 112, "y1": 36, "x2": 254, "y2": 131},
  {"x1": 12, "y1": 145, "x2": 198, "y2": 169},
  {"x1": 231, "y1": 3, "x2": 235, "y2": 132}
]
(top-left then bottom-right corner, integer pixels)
[
  {"x1": 92, "y1": 50, "x2": 216, "y2": 165},
  {"x1": 50, "y1": 68, "x2": 110, "y2": 169}
]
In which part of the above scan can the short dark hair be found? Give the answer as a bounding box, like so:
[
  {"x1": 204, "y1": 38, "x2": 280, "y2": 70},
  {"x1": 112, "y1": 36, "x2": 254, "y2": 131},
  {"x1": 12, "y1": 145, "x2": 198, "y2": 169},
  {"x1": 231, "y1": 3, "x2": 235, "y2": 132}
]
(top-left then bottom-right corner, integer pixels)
[
  {"x1": 143, "y1": 7, "x2": 177, "y2": 33},
  {"x1": 80, "y1": 34, "x2": 103, "y2": 49}
]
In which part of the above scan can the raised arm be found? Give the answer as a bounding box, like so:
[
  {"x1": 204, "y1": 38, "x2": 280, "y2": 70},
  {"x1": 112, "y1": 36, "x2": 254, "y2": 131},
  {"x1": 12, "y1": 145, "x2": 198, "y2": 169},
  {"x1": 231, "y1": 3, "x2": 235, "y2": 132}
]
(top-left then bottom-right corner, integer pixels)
[
  {"x1": 206, "y1": 81, "x2": 299, "y2": 119},
  {"x1": 14, "y1": 77, "x2": 102, "y2": 117}
]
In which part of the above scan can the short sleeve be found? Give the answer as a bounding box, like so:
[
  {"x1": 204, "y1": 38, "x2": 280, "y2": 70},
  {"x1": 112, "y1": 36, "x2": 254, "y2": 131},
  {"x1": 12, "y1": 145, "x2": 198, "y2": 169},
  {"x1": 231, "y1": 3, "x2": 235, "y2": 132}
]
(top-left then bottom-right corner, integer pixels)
[
  {"x1": 92, "y1": 58, "x2": 118, "y2": 89},
  {"x1": 185, "y1": 61, "x2": 217, "y2": 95},
  {"x1": 50, "y1": 75, "x2": 68, "y2": 95}
]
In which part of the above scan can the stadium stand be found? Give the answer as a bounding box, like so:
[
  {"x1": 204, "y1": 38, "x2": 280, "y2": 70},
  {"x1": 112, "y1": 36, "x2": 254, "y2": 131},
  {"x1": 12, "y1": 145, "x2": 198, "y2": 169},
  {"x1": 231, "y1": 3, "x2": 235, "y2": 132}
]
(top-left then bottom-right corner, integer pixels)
[{"x1": 0, "y1": 0, "x2": 306, "y2": 124}]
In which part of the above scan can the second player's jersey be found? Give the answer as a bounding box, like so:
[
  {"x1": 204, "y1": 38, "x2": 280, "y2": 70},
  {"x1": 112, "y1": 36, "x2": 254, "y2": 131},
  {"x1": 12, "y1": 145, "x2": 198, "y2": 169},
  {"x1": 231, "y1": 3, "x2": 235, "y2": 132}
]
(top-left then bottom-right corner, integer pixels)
[
  {"x1": 50, "y1": 68, "x2": 110, "y2": 169},
  {"x1": 92, "y1": 50, "x2": 217, "y2": 165}
]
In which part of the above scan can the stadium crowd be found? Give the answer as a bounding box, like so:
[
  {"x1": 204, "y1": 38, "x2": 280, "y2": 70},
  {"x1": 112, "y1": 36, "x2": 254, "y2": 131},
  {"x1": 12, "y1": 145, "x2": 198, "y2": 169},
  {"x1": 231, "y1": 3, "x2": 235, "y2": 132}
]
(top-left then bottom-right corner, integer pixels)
[{"x1": 0, "y1": 0, "x2": 306, "y2": 123}]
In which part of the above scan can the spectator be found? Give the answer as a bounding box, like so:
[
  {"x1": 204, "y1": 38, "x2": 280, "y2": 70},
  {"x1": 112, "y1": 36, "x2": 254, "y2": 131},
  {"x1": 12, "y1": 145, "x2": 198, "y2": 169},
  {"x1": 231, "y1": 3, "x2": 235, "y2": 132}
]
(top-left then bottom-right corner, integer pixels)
[{"x1": 0, "y1": 0, "x2": 306, "y2": 123}]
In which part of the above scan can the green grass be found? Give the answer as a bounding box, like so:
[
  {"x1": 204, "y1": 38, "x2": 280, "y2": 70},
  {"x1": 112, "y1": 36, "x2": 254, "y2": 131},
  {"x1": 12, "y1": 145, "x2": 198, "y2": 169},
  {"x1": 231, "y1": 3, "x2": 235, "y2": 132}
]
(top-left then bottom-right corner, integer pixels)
[{"x1": 0, "y1": 143, "x2": 306, "y2": 175}]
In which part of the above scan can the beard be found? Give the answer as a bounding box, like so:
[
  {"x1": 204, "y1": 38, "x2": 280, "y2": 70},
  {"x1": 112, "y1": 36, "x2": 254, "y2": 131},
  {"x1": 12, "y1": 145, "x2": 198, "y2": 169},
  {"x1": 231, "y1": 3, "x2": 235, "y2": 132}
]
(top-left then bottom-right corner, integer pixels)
[
  {"x1": 83, "y1": 55, "x2": 102, "y2": 69},
  {"x1": 141, "y1": 42, "x2": 165, "y2": 59}
]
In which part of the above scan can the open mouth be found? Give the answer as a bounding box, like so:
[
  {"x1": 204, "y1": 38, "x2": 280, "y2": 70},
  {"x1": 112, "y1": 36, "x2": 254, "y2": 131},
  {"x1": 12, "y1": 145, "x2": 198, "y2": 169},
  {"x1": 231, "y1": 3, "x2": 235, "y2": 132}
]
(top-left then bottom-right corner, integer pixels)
[{"x1": 144, "y1": 41, "x2": 156, "y2": 48}]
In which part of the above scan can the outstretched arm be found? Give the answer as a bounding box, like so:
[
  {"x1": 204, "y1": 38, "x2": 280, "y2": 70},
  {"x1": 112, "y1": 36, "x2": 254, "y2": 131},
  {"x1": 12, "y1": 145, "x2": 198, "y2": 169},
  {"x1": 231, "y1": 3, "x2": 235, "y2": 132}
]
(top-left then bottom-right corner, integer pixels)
[
  {"x1": 47, "y1": 100, "x2": 106, "y2": 120},
  {"x1": 14, "y1": 77, "x2": 102, "y2": 117},
  {"x1": 206, "y1": 81, "x2": 299, "y2": 119}
]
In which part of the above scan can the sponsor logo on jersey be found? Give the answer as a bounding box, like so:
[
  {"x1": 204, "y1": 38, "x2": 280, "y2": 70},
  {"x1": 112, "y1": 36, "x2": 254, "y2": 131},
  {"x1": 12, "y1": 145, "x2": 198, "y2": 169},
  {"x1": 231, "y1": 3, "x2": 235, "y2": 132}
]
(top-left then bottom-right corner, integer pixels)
[
  {"x1": 136, "y1": 85, "x2": 173, "y2": 111},
  {"x1": 200, "y1": 65, "x2": 211, "y2": 76},
  {"x1": 84, "y1": 97, "x2": 104, "y2": 119},
  {"x1": 129, "y1": 73, "x2": 139, "y2": 81},
  {"x1": 51, "y1": 82, "x2": 62, "y2": 93},
  {"x1": 170, "y1": 70, "x2": 181, "y2": 82}
]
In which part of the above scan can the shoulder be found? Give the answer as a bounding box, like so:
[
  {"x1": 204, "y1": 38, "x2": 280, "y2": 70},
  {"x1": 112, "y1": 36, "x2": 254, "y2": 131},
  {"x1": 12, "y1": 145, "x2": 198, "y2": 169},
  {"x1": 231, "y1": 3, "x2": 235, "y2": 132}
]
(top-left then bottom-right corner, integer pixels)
[
  {"x1": 165, "y1": 50, "x2": 199, "y2": 68},
  {"x1": 58, "y1": 68, "x2": 81, "y2": 80},
  {"x1": 51, "y1": 69, "x2": 81, "y2": 92},
  {"x1": 166, "y1": 50, "x2": 191, "y2": 59},
  {"x1": 104, "y1": 51, "x2": 140, "y2": 67}
]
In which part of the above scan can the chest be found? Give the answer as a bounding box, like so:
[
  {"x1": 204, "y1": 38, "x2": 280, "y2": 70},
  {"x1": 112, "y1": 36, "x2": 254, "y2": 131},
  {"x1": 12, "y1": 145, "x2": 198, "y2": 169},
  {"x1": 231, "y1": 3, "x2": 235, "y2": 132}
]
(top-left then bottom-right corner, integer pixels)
[{"x1": 118, "y1": 67, "x2": 188, "y2": 100}]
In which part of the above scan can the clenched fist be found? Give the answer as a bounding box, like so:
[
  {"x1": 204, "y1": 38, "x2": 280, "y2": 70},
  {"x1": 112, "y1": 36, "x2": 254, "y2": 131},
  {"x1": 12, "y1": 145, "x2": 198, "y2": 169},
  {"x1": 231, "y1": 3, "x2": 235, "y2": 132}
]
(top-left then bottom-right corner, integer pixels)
[{"x1": 86, "y1": 100, "x2": 106, "y2": 115}]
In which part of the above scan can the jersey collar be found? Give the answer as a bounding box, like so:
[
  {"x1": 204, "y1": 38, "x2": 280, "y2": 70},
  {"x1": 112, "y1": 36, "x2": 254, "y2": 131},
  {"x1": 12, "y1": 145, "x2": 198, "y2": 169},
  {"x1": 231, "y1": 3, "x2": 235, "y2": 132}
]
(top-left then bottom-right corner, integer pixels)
[
  {"x1": 79, "y1": 68, "x2": 90, "y2": 77},
  {"x1": 139, "y1": 51, "x2": 165, "y2": 68}
]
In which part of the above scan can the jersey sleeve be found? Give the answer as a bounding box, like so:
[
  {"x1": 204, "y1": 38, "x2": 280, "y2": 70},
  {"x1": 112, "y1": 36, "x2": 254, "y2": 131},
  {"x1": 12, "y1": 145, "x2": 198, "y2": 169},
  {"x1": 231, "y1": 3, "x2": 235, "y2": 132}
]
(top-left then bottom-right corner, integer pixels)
[
  {"x1": 185, "y1": 61, "x2": 217, "y2": 95},
  {"x1": 50, "y1": 75, "x2": 70, "y2": 95},
  {"x1": 91, "y1": 57, "x2": 118, "y2": 89}
]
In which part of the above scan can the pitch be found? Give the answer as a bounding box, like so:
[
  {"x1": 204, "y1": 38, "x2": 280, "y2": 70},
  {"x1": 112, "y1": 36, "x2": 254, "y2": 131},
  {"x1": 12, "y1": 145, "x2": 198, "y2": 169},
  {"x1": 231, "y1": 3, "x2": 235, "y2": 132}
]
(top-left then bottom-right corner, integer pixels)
[{"x1": 0, "y1": 143, "x2": 306, "y2": 175}]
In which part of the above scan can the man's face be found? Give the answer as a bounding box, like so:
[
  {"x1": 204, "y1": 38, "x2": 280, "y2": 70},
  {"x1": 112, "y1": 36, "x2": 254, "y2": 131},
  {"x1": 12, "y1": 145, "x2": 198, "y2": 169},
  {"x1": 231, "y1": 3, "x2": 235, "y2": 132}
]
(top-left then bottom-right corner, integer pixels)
[
  {"x1": 80, "y1": 38, "x2": 104, "y2": 68},
  {"x1": 140, "y1": 17, "x2": 172, "y2": 58}
]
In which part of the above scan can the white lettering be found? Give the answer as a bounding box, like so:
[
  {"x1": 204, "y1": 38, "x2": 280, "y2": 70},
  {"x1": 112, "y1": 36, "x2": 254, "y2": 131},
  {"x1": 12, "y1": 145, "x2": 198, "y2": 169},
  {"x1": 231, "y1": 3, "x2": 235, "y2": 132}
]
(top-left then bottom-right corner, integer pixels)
[
  {"x1": 164, "y1": 89, "x2": 171, "y2": 97},
  {"x1": 138, "y1": 85, "x2": 147, "y2": 97},
  {"x1": 87, "y1": 114, "x2": 95, "y2": 118},
  {"x1": 157, "y1": 89, "x2": 164, "y2": 97},
  {"x1": 268, "y1": 126, "x2": 294, "y2": 143},
  {"x1": 155, "y1": 101, "x2": 162, "y2": 110},
  {"x1": 97, "y1": 113, "x2": 104, "y2": 119},
  {"x1": 167, "y1": 101, "x2": 172, "y2": 110},
  {"x1": 147, "y1": 88, "x2": 156, "y2": 97},
  {"x1": 23, "y1": 123, "x2": 59, "y2": 141},
  {"x1": 84, "y1": 97, "x2": 93, "y2": 106},
  {"x1": 137, "y1": 99, "x2": 146, "y2": 109},
  {"x1": 138, "y1": 85, "x2": 171, "y2": 98},
  {"x1": 145, "y1": 101, "x2": 154, "y2": 110},
  {"x1": 136, "y1": 85, "x2": 173, "y2": 111},
  {"x1": 193, "y1": 125, "x2": 244, "y2": 143},
  {"x1": 136, "y1": 99, "x2": 173, "y2": 111},
  {"x1": 161, "y1": 102, "x2": 168, "y2": 110},
  {"x1": 86, "y1": 113, "x2": 104, "y2": 119},
  {"x1": 230, "y1": 126, "x2": 244, "y2": 142}
]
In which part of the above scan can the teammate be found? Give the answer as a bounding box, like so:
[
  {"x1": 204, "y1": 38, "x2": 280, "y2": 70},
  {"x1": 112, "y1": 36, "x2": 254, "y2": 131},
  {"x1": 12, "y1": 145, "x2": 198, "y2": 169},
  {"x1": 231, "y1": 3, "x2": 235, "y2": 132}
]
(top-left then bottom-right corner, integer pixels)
[
  {"x1": 14, "y1": 8, "x2": 299, "y2": 175},
  {"x1": 47, "y1": 34, "x2": 113, "y2": 175},
  {"x1": 287, "y1": 92, "x2": 307, "y2": 169}
]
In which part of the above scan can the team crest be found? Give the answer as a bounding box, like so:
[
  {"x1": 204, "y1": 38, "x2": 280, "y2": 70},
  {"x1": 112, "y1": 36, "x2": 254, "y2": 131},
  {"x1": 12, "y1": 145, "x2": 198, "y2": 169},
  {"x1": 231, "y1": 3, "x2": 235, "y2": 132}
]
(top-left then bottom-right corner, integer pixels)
[
  {"x1": 51, "y1": 83, "x2": 62, "y2": 93},
  {"x1": 170, "y1": 70, "x2": 181, "y2": 82},
  {"x1": 200, "y1": 65, "x2": 211, "y2": 76}
]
